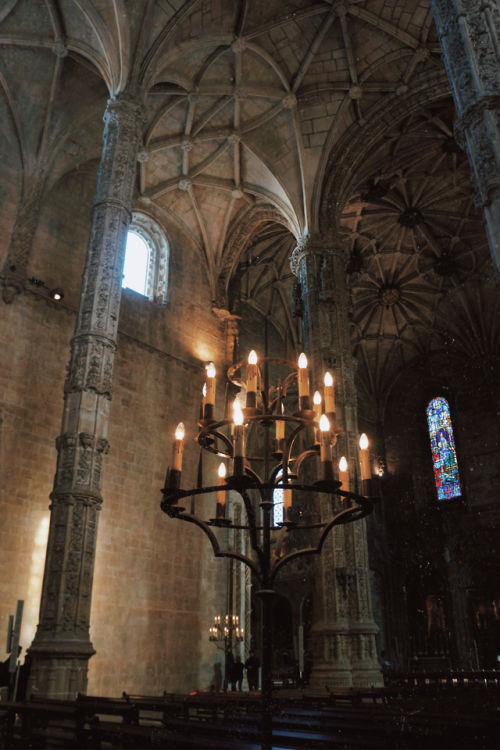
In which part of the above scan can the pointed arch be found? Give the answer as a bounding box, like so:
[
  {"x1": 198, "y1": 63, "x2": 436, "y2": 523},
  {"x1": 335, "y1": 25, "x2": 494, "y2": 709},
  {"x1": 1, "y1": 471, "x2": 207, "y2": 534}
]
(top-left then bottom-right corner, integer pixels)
[{"x1": 426, "y1": 396, "x2": 461, "y2": 501}]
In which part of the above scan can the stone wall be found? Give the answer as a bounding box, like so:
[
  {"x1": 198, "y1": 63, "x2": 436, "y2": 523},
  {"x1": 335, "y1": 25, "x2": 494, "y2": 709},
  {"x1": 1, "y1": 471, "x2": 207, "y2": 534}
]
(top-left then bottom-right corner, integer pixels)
[{"x1": 0, "y1": 164, "x2": 229, "y2": 696}]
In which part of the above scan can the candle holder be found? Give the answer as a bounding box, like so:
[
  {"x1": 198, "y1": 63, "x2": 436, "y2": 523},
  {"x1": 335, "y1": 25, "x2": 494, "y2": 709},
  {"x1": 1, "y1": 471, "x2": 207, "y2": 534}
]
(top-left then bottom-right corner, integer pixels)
[{"x1": 160, "y1": 356, "x2": 379, "y2": 750}]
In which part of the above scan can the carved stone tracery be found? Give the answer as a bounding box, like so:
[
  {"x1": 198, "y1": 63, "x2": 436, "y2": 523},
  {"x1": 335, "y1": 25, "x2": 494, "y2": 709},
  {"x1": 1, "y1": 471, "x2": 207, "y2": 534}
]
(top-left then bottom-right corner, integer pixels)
[{"x1": 431, "y1": 0, "x2": 500, "y2": 272}]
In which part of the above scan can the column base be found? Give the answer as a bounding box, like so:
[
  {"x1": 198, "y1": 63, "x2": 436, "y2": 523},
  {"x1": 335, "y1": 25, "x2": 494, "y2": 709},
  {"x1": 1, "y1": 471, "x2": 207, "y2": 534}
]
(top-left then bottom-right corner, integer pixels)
[
  {"x1": 309, "y1": 664, "x2": 353, "y2": 690},
  {"x1": 27, "y1": 639, "x2": 96, "y2": 700},
  {"x1": 308, "y1": 627, "x2": 383, "y2": 690}
]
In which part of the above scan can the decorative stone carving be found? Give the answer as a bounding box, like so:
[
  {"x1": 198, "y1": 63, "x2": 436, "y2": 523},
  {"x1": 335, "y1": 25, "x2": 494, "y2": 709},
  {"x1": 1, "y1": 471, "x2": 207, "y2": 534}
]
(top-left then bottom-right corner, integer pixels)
[
  {"x1": 128, "y1": 211, "x2": 169, "y2": 305},
  {"x1": 282, "y1": 93, "x2": 297, "y2": 109},
  {"x1": 232, "y1": 37, "x2": 247, "y2": 53},
  {"x1": 180, "y1": 137, "x2": 193, "y2": 152},
  {"x1": 1, "y1": 179, "x2": 45, "y2": 303},
  {"x1": 431, "y1": 0, "x2": 500, "y2": 271},
  {"x1": 178, "y1": 179, "x2": 192, "y2": 191},
  {"x1": 28, "y1": 94, "x2": 145, "y2": 700}
]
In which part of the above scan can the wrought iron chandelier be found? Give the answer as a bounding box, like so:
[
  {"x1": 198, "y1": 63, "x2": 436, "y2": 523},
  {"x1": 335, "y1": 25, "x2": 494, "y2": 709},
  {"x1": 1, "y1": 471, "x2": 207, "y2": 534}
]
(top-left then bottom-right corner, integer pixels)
[
  {"x1": 209, "y1": 614, "x2": 244, "y2": 644},
  {"x1": 160, "y1": 351, "x2": 377, "y2": 750}
]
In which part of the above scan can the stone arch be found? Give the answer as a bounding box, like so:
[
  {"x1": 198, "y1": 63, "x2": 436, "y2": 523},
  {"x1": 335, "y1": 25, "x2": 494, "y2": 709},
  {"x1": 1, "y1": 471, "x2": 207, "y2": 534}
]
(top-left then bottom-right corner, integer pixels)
[
  {"x1": 128, "y1": 212, "x2": 169, "y2": 305},
  {"x1": 318, "y1": 70, "x2": 451, "y2": 231},
  {"x1": 216, "y1": 204, "x2": 296, "y2": 310}
]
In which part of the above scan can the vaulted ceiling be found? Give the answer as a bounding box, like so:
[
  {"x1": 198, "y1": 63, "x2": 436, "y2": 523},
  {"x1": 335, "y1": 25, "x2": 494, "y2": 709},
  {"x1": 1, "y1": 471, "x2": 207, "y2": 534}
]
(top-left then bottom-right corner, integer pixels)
[
  {"x1": 1, "y1": 0, "x2": 445, "y2": 293},
  {"x1": 1, "y1": 0, "x2": 498, "y2": 407},
  {"x1": 341, "y1": 100, "x2": 500, "y2": 411}
]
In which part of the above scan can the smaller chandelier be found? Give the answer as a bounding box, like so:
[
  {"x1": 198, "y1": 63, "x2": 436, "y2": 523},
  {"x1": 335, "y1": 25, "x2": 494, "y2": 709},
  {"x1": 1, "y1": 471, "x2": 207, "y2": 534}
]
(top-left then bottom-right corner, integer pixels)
[{"x1": 209, "y1": 614, "x2": 244, "y2": 642}]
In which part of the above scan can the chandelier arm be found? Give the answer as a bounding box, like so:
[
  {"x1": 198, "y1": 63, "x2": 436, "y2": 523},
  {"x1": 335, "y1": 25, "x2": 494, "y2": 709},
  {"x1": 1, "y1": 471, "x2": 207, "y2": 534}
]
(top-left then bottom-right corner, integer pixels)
[
  {"x1": 206, "y1": 428, "x2": 234, "y2": 456},
  {"x1": 281, "y1": 422, "x2": 307, "y2": 481},
  {"x1": 292, "y1": 448, "x2": 320, "y2": 477},
  {"x1": 269, "y1": 501, "x2": 373, "y2": 583},
  {"x1": 239, "y1": 489, "x2": 266, "y2": 570},
  {"x1": 269, "y1": 463, "x2": 284, "y2": 484},
  {"x1": 244, "y1": 466, "x2": 263, "y2": 485},
  {"x1": 178, "y1": 511, "x2": 262, "y2": 582}
]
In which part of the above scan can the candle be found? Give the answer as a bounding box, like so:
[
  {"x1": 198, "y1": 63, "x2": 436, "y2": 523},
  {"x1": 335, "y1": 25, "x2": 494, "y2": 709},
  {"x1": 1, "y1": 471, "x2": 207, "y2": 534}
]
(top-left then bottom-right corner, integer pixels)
[
  {"x1": 205, "y1": 362, "x2": 216, "y2": 416},
  {"x1": 339, "y1": 456, "x2": 349, "y2": 491},
  {"x1": 173, "y1": 422, "x2": 185, "y2": 471},
  {"x1": 233, "y1": 399, "x2": 245, "y2": 474},
  {"x1": 217, "y1": 462, "x2": 226, "y2": 518},
  {"x1": 246, "y1": 350, "x2": 258, "y2": 408},
  {"x1": 298, "y1": 353, "x2": 310, "y2": 410},
  {"x1": 276, "y1": 402, "x2": 285, "y2": 442},
  {"x1": 359, "y1": 433, "x2": 371, "y2": 480},
  {"x1": 202, "y1": 382, "x2": 207, "y2": 413},
  {"x1": 313, "y1": 391, "x2": 322, "y2": 420},
  {"x1": 324, "y1": 372, "x2": 335, "y2": 413},
  {"x1": 319, "y1": 415, "x2": 331, "y2": 463},
  {"x1": 284, "y1": 479, "x2": 292, "y2": 520}
]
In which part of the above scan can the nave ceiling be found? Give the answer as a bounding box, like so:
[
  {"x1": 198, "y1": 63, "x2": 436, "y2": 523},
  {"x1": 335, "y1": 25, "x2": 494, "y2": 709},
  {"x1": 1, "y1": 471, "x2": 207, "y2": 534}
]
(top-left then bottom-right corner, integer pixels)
[{"x1": 1, "y1": 0, "x2": 499, "y2": 411}]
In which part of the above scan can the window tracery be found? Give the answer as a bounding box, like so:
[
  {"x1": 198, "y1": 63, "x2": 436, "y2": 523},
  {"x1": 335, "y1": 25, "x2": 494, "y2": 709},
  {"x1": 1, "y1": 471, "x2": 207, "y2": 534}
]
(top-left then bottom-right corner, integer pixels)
[
  {"x1": 426, "y1": 397, "x2": 461, "y2": 501},
  {"x1": 123, "y1": 213, "x2": 169, "y2": 305}
]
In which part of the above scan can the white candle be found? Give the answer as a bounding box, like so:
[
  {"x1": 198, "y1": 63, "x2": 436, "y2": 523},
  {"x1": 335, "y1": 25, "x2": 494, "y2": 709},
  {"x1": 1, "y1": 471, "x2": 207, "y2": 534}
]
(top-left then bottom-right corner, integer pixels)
[
  {"x1": 319, "y1": 415, "x2": 331, "y2": 463},
  {"x1": 233, "y1": 399, "x2": 245, "y2": 457},
  {"x1": 359, "y1": 433, "x2": 371, "y2": 480},
  {"x1": 206, "y1": 362, "x2": 216, "y2": 406},
  {"x1": 339, "y1": 456, "x2": 349, "y2": 491},
  {"x1": 313, "y1": 391, "x2": 322, "y2": 420},
  {"x1": 173, "y1": 422, "x2": 185, "y2": 471},
  {"x1": 276, "y1": 402, "x2": 285, "y2": 441},
  {"x1": 324, "y1": 372, "x2": 335, "y2": 413},
  {"x1": 298, "y1": 353, "x2": 309, "y2": 399},
  {"x1": 217, "y1": 462, "x2": 226, "y2": 518},
  {"x1": 247, "y1": 350, "x2": 258, "y2": 393}
]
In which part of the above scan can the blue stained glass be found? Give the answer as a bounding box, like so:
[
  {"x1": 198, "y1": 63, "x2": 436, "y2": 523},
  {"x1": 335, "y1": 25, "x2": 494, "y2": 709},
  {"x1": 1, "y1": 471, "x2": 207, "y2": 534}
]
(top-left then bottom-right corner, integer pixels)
[
  {"x1": 273, "y1": 469, "x2": 284, "y2": 525},
  {"x1": 426, "y1": 397, "x2": 461, "y2": 501}
]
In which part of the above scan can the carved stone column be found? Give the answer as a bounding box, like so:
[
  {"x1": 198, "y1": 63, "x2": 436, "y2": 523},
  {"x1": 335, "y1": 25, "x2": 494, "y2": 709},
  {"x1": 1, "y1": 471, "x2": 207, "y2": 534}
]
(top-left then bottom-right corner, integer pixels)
[
  {"x1": 291, "y1": 233, "x2": 382, "y2": 688},
  {"x1": 1, "y1": 177, "x2": 45, "y2": 303},
  {"x1": 431, "y1": 0, "x2": 500, "y2": 273},
  {"x1": 27, "y1": 95, "x2": 145, "y2": 699}
]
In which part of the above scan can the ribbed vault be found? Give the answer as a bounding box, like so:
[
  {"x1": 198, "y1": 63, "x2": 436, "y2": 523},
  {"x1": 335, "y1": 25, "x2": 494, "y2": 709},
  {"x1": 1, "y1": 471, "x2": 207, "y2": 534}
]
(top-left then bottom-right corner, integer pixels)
[
  {"x1": 339, "y1": 99, "x2": 500, "y2": 414},
  {"x1": 1, "y1": 0, "x2": 449, "y2": 302}
]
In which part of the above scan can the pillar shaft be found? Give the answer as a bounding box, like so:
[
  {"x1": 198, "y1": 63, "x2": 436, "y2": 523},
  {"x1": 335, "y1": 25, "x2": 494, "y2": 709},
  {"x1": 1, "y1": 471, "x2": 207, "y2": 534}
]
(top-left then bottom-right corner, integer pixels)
[
  {"x1": 1, "y1": 177, "x2": 45, "y2": 303},
  {"x1": 291, "y1": 233, "x2": 382, "y2": 688},
  {"x1": 28, "y1": 96, "x2": 144, "y2": 699},
  {"x1": 431, "y1": 0, "x2": 500, "y2": 272}
]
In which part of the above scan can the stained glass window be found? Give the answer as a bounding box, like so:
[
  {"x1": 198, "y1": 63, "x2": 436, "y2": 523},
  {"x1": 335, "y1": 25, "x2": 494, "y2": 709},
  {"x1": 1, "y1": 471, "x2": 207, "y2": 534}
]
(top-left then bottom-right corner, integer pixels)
[
  {"x1": 426, "y1": 397, "x2": 461, "y2": 500},
  {"x1": 273, "y1": 470, "x2": 284, "y2": 525}
]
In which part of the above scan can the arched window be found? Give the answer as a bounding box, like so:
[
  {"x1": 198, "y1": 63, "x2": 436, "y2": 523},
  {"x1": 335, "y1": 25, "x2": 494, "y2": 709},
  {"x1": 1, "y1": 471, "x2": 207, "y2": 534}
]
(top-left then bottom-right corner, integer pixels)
[
  {"x1": 122, "y1": 213, "x2": 169, "y2": 304},
  {"x1": 123, "y1": 232, "x2": 149, "y2": 295},
  {"x1": 273, "y1": 470, "x2": 284, "y2": 525},
  {"x1": 426, "y1": 397, "x2": 461, "y2": 500}
]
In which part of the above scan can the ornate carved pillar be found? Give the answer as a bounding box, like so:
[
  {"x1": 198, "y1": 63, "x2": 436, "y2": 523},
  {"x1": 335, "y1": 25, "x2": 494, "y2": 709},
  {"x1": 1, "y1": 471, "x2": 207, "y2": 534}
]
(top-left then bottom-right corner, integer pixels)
[
  {"x1": 27, "y1": 95, "x2": 145, "y2": 699},
  {"x1": 291, "y1": 233, "x2": 382, "y2": 688},
  {"x1": 431, "y1": 0, "x2": 500, "y2": 273},
  {"x1": 1, "y1": 177, "x2": 45, "y2": 303}
]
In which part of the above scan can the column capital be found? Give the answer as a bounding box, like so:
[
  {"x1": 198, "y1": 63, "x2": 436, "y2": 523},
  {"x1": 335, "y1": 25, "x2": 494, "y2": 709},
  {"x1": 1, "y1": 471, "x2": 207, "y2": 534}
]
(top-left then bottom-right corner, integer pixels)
[
  {"x1": 290, "y1": 231, "x2": 348, "y2": 276},
  {"x1": 105, "y1": 93, "x2": 147, "y2": 134}
]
